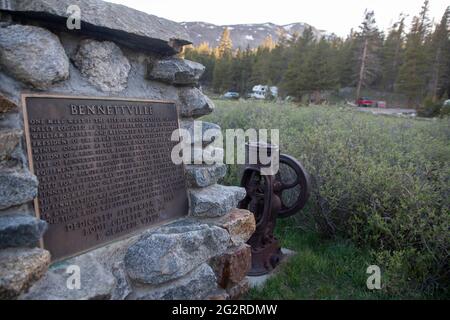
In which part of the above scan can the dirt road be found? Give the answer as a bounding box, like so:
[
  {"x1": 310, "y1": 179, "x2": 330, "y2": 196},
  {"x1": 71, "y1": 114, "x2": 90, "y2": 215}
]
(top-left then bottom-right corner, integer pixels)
[{"x1": 357, "y1": 107, "x2": 417, "y2": 116}]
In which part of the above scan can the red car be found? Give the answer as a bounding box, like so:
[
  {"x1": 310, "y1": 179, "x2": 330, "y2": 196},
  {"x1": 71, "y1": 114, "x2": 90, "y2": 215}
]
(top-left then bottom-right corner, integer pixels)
[
  {"x1": 357, "y1": 97, "x2": 376, "y2": 107},
  {"x1": 357, "y1": 97, "x2": 387, "y2": 108}
]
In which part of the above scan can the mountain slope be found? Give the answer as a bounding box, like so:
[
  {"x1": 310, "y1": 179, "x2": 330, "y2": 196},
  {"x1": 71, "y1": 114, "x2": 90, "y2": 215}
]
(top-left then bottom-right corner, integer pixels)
[{"x1": 180, "y1": 21, "x2": 324, "y2": 49}]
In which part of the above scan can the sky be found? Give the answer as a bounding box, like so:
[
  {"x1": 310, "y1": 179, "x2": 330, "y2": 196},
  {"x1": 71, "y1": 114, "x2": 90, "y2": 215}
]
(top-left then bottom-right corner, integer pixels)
[{"x1": 107, "y1": 0, "x2": 449, "y2": 37}]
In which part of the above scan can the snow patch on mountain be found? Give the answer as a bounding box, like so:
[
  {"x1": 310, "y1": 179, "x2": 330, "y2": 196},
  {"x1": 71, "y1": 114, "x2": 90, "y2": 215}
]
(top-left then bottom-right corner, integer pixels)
[{"x1": 181, "y1": 21, "x2": 324, "y2": 49}]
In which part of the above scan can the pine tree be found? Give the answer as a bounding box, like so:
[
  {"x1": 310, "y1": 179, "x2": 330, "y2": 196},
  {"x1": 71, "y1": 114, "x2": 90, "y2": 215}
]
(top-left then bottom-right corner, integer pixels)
[
  {"x1": 396, "y1": 0, "x2": 432, "y2": 106},
  {"x1": 237, "y1": 45, "x2": 254, "y2": 94},
  {"x1": 251, "y1": 37, "x2": 282, "y2": 86},
  {"x1": 269, "y1": 41, "x2": 289, "y2": 85},
  {"x1": 212, "y1": 57, "x2": 233, "y2": 93},
  {"x1": 217, "y1": 27, "x2": 233, "y2": 58},
  {"x1": 354, "y1": 10, "x2": 383, "y2": 100},
  {"x1": 262, "y1": 35, "x2": 276, "y2": 50},
  {"x1": 212, "y1": 27, "x2": 234, "y2": 93},
  {"x1": 197, "y1": 42, "x2": 212, "y2": 55},
  {"x1": 281, "y1": 27, "x2": 316, "y2": 99},
  {"x1": 336, "y1": 29, "x2": 356, "y2": 88},
  {"x1": 429, "y1": 7, "x2": 450, "y2": 101},
  {"x1": 381, "y1": 15, "x2": 405, "y2": 91},
  {"x1": 299, "y1": 39, "x2": 338, "y2": 103}
]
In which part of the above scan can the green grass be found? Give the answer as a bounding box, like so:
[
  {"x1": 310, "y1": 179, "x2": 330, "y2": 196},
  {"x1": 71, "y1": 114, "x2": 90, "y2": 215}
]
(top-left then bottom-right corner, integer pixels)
[{"x1": 246, "y1": 219, "x2": 426, "y2": 300}]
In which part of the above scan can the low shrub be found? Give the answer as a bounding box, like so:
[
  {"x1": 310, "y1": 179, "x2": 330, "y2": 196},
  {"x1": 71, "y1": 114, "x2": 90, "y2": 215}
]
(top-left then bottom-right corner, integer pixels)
[
  {"x1": 440, "y1": 103, "x2": 450, "y2": 117},
  {"x1": 418, "y1": 96, "x2": 445, "y2": 118}
]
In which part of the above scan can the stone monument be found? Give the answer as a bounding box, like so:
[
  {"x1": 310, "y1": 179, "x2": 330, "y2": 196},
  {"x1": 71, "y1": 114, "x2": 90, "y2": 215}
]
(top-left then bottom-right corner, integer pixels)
[{"x1": 0, "y1": 0, "x2": 255, "y2": 300}]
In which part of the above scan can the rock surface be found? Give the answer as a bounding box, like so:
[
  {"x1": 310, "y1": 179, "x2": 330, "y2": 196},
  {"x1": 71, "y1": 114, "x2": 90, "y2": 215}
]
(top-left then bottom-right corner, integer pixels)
[
  {"x1": 0, "y1": 129, "x2": 22, "y2": 161},
  {"x1": 0, "y1": 24, "x2": 69, "y2": 89},
  {"x1": 180, "y1": 121, "x2": 221, "y2": 147},
  {"x1": 179, "y1": 88, "x2": 215, "y2": 118},
  {"x1": 0, "y1": 168, "x2": 38, "y2": 210},
  {"x1": 210, "y1": 245, "x2": 252, "y2": 289},
  {"x1": 111, "y1": 262, "x2": 132, "y2": 300},
  {"x1": 0, "y1": 248, "x2": 50, "y2": 299},
  {"x1": 185, "y1": 164, "x2": 227, "y2": 188},
  {"x1": 207, "y1": 289, "x2": 230, "y2": 300},
  {"x1": 148, "y1": 58, "x2": 205, "y2": 85},
  {"x1": 73, "y1": 40, "x2": 131, "y2": 92},
  {"x1": 135, "y1": 263, "x2": 217, "y2": 300},
  {"x1": 0, "y1": 0, "x2": 191, "y2": 55},
  {"x1": 125, "y1": 221, "x2": 230, "y2": 285},
  {"x1": 21, "y1": 253, "x2": 116, "y2": 300},
  {"x1": 189, "y1": 185, "x2": 246, "y2": 218},
  {"x1": 0, "y1": 214, "x2": 47, "y2": 249},
  {"x1": 0, "y1": 33, "x2": 183, "y2": 103},
  {"x1": 227, "y1": 278, "x2": 250, "y2": 300},
  {"x1": 0, "y1": 94, "x2": 18, "y2": 113},
  {"x1": 207, "y1": 209, "x2": 256, "y2": 246}
]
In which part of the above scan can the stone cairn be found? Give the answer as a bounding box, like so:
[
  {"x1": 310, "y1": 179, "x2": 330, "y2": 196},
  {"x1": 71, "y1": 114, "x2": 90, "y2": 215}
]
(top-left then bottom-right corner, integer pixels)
[{"x1": 0, "y1": 0, "x2": 255, "y2": 300}]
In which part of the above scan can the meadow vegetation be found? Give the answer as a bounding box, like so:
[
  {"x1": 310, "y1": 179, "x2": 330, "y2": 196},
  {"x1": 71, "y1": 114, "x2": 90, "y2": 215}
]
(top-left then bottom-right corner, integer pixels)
[{"x1": 204, "y1": 100, "x2": 450, "y2": 299}]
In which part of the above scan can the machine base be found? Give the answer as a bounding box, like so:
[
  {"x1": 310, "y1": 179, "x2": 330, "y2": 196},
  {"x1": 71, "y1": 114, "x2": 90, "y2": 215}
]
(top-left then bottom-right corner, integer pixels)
[{"x1": 248, "y1": 239, "x2": 284, "y2": 276}]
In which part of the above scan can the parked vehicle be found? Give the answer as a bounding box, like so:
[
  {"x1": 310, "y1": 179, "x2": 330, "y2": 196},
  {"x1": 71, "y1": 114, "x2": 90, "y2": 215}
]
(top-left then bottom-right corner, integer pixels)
[
  {"x1": 376, "y1": 101, "x2": 387, "y2": 108},
  {"x1": 357, "y1": 97, "x2": 386, "y2": 108},
  {"x1": 357, "y1": 97, "x2": 376, "y2": 107},
  {"x1": 223, "y1": 91, "x2": 240, "y2": 100},
  {"x1": 250, "y1": 85, "x2": 278, "y2": 100}
]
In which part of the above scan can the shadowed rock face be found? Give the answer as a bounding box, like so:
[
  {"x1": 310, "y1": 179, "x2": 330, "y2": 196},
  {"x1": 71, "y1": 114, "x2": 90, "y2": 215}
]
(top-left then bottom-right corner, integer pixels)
[
  {"x1": 185, "y1": 163, "x2": 227, "y2": 188},
  {"x1": 0, "y1": 0, "x2": 192, "y2": 55},
  {"x1": 179, "y1": 87, "x2": 215, "y2": 118},
  {"x1": 0, "y1": 214, "x2": 47, "y2": 249},
  {"x1": 147, "y1": 58, "x2": 205, "y2": 85},
  {"x1": 0, "y1": 168, "x2": 38, "y2": 210}
]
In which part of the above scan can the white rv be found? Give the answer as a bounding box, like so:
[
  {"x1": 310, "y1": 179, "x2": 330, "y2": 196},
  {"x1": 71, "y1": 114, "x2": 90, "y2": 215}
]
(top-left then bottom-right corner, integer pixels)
[{"x1": 250, "y1": 85, "x2": 278, "y2": 99}]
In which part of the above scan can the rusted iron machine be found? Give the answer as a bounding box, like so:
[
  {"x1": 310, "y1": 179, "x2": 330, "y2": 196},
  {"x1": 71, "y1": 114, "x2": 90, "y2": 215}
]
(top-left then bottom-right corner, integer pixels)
[{"x1": 239, "y1": 142, "x2": 311, "y2": 276}]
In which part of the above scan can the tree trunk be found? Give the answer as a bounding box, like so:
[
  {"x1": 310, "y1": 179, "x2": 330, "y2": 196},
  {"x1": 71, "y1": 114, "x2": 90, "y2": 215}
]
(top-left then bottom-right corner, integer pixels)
[
  {"x1": 356, "y1": 38, "x2": 368, "y2": 101},
  {"x1": 430, "y1": 47, "x2": 442, "y2": 102},
  {"x1": 391, "y1": 37, "x2": 402, "y2": 91}
]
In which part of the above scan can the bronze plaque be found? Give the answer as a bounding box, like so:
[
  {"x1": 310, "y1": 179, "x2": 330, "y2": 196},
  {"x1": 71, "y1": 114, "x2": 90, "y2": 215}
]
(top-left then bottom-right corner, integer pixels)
[{"x1": 22, "y1": 94, "x2": 188, "y2": 261}]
